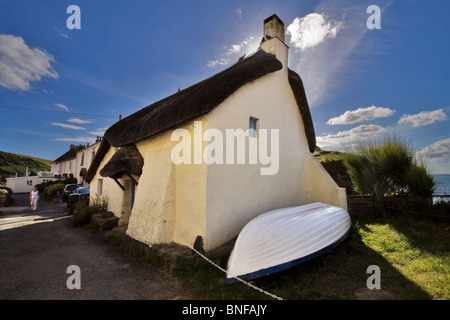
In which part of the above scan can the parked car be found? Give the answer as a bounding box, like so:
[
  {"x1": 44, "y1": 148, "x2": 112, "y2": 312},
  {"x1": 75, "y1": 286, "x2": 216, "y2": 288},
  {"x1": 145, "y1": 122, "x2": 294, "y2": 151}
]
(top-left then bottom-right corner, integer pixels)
[
  {"x1": 63, "y1": 184, "x2": 83, "y2": 202},
  {"x1": 68, "y1": 186, "x2": 90, "y2": 215}
]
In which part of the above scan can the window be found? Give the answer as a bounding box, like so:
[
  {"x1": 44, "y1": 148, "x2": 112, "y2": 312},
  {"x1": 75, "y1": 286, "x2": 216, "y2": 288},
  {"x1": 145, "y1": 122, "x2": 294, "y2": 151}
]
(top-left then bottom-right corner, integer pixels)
[
  {"x1": 98, "y1": 179, "x2": 103, "y2": 196},
  {"x1": 81, "y1": 153, "x2": 85, "y2": 166},
  {"x1": 249, "y1": 117, "x2": 258, "y2": 138}
]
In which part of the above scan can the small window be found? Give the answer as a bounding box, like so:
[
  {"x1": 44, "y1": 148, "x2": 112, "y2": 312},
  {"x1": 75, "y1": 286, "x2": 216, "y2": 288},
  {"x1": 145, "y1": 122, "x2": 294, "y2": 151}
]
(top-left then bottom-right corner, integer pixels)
[
  {"x1": 249, "y1": 117, "x2": 258, "y2": 138},
  {"x1": 98, "y1": 179, "x2": 103, "y2": 196}
]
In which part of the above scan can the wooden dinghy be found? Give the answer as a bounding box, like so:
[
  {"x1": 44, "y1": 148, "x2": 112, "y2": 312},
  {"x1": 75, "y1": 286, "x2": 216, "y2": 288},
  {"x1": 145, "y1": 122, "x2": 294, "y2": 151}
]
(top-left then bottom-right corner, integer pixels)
[{"x1": 226, "y1": 202, "x2": 351, "y2": 284}]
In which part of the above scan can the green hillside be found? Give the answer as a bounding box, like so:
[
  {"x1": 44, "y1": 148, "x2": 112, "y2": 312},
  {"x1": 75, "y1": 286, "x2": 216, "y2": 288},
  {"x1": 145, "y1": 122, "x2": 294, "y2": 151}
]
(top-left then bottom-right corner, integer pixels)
[{"x1": 0, "y1": 150, "x2": 51, "y2": 178}]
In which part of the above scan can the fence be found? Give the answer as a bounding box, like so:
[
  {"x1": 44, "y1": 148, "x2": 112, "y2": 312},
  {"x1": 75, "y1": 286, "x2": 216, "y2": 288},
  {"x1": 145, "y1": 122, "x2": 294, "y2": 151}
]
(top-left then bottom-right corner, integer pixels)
[{"x1": 347, "y1": 194, "x2": 449, "y2": 223}]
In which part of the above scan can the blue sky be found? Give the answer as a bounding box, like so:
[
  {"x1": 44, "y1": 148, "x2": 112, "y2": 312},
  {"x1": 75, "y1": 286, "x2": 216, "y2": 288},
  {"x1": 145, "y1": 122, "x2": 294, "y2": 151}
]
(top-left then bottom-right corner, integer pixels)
[{"x1": 0, "y1": 0, "x2": 449, "y2": 173}]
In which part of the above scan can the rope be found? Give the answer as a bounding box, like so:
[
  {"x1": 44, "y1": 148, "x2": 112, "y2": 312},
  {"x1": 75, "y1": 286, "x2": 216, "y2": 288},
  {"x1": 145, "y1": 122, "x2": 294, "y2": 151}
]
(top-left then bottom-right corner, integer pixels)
[{"x1": 163, "y1": 220, "x2": 283, "y2": 300}]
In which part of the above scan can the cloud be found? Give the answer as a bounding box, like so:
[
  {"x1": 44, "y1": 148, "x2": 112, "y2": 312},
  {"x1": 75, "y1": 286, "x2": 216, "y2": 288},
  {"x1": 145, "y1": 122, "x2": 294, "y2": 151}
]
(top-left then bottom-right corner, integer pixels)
[
  {"x1": 286, "y1": 2, "x2": 385, "y2": 107},
  {"x1": 398, "y1": 109, "x2": 447, "y2": 127},
  {"x1": 88, "y1": 127, "x2": 108, "y2": 136},
  {"x1": 68, "y1": 117, "x2": 93, "y2": 124},
  {"x1": 207, "y1": 36, "x2": 255, "y2": 67},
  {"x1": 317, "y1": 124, "x2": 386, "y2": 151},
  {"x1": 51, "y1": 122, "x2": 85, "y2": 130},
  {"x1": 286, "y1": 13, "x2": 344, "y2": 52},
  {"x1": 417, "y1": 138, "x2": 450, "y2": 162},
  {"x1": 0, "y1": 34, "x2": 58, "y2": 91},
  {"x1": 54, "y1": 103, "x2": 69, "y2": 111},
  {"x1": 236, "y1": 8, "x2": 242, "y2": 19},
  {"x1": 53, "y1": 137, "x2": 96, "y2": 143},
  {"x1": 53, "y1": 27, "x2": 69, "y2": 39},
  {"x1": 327, "y1": 105, "x2": 396, "y2": 125}
]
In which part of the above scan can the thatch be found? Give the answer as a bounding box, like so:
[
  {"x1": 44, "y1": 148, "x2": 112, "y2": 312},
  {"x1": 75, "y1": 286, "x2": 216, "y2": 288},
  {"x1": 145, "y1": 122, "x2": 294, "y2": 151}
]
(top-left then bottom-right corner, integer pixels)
[
  {"x1": 288, "y1": 69, "x2": 316, "y2": 153},
  {"x1": 104, "y1": 50, "x2": 283, "y2": 148},
  {"x1": 99, "y1": 144, "x2": 144, "y2": 179}
]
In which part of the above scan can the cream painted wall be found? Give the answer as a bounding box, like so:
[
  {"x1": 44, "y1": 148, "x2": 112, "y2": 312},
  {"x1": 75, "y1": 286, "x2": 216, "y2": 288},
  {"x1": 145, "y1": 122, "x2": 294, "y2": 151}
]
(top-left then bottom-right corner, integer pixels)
[
  {"x1": 89, "y1": 147, "x2": 125, "y2": 219},
  {"x1": 304, "y1": 153, "x2": 348, "y2": 210},
  {"x1": 126, "y1": 120, "x2": 209, "y2": 247}
]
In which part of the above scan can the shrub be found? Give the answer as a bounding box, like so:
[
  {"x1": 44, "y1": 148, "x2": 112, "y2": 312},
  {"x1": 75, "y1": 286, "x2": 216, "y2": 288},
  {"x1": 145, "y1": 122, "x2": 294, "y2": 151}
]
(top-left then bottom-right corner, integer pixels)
[
  {"x1": 46, "y1": 183, "x2": 65, "y2": 198},
  {"x1": 344, "y1": 134, "x2": 435, "y2": 215},
  {"x1": 72, "y1": 195, "x2": 108, "y2": 226}
]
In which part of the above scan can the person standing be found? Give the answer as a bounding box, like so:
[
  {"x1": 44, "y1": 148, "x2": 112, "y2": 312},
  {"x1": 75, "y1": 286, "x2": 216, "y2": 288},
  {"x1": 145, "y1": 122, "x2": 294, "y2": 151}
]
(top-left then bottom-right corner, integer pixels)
[{"x1": 30, "y1": 186, "x2": 39, "y2": 211}]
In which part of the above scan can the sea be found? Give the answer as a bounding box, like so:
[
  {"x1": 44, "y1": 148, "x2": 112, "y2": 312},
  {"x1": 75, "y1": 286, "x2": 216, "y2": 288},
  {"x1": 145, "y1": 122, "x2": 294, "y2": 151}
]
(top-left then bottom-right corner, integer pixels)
[
  {"x1": 433, "y1": 174, "x2": 450, "y2": 204},
  {"x1": 433, "y1": 174, "x2": 450, "y2": 195}
]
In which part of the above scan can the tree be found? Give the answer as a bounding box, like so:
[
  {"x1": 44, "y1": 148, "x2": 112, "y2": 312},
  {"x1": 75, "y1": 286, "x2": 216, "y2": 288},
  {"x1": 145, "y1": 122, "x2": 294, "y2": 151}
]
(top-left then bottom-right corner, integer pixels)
[{"x1": 344, "y1": 135, "x2": 435, "y2": 215}]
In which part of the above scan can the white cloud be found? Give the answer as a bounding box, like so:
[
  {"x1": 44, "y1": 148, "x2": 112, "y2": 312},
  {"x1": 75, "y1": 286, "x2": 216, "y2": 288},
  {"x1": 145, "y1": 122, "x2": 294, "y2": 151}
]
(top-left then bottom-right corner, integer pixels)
[
  {"x1": 286, "y1": 13, "x2": 344, "y2": 52},
  {"x1": 287, "y1": 9, "x2": 361, "y2": 106},
  {"x1": 68, "y1": 117, "x2": 93, "y2": 124},
  {"x1": 207, "y1": 36, "x2": 255, "y2": 67},
  {"x1": 417, "y1": 138, "x2": 450, "y2": 162},
  {"x1": 317, "y1": 124, "x2": 386, "y2": 151},
  {"x1": 327, "y1": 105, "x2": 396, "y2": 125},
  {"x1": 53, "y1": 27, "x2": 69, "y2": 39},
  {"x1": 398, "y1": 109, "x2": 447, "y2": 127},
  {"x1": 88, "y1": 127, "x2": 108, "y2": 136},
  {"x1": 236, "y1": 8, "x2": 242, "y2": 19},
  {"x1": 51, "y1": 122, "x2": 85, "y2": 130},
  {"x1": 53, "y1": 137, "x2": 96, "y2": 143},
  {"x1": 54, "y1": 103, "x2": 69, "y2": 111},
  {"x1": 0, "y1": 34, "x2": 58, "y2": 91}
]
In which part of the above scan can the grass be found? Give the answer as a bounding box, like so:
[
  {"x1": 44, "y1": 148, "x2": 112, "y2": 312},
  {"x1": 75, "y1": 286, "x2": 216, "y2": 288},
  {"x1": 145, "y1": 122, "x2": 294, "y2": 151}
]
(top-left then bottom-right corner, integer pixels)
[{"x1": 101, "y1": 213, "x2": 449, "y2": 300}]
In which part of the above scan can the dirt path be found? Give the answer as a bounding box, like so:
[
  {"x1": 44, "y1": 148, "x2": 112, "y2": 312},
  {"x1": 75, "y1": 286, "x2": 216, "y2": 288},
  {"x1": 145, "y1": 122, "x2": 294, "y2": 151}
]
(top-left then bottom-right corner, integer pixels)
[{"x1": 0, "y1": 194, "x2": 190, "y2": 300}]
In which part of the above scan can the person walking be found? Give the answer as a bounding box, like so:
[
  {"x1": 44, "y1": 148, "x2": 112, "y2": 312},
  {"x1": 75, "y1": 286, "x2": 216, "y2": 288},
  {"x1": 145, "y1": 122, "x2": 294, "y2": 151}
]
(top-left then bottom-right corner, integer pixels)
[{"x1": 30, "y1": 186, "x2": 39, "y2": 211}]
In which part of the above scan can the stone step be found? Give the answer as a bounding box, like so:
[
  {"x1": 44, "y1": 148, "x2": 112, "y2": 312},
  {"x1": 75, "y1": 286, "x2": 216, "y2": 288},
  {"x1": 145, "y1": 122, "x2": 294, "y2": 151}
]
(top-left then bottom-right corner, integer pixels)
[{"x1": 92, "y1": 212, "x2": 119, "y2": 230}]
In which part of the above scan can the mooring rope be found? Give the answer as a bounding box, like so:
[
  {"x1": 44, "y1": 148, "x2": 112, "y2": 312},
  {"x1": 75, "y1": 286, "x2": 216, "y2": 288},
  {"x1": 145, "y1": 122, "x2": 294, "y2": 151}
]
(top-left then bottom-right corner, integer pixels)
[{"x1": 163, "y1": 220, "x2": 283, "y2": 300}]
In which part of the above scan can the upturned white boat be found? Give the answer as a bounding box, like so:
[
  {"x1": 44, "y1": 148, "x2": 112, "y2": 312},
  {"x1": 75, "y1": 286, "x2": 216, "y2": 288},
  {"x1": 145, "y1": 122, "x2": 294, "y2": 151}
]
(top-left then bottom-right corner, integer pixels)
[{"x1": 226, "y1": 202, "x2": 351, "y2": 284}]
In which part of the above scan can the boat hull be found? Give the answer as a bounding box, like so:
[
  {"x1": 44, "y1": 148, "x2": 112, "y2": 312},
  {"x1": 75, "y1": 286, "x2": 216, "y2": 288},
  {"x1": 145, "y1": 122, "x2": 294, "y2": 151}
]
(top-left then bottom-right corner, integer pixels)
[{"x1": 226, "y1": 202, "x2": 351, "y2": 284}]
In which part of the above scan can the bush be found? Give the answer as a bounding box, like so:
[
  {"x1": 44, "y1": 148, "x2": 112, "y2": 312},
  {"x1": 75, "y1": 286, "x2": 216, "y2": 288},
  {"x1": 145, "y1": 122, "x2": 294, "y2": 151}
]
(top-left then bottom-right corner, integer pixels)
[
  {"x1": 344, "y1": 134, "x2": 435, "y2": 215},
  {"x1": 72, "y1": 195, "x2": 108, "y2": 226},
  {"x1": 46, "y1": 183, "x2": 65, "y2": 199}
]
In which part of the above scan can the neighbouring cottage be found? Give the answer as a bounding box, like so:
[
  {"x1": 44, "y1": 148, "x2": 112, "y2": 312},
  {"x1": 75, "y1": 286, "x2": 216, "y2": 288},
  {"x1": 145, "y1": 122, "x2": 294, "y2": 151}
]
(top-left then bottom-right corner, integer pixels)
[
  {"x1": 51, "y1": 136, "x2": 103, "y2": 184},
  {"x1": 85, "y1": 15, "x2": 347, "y2": 251}
]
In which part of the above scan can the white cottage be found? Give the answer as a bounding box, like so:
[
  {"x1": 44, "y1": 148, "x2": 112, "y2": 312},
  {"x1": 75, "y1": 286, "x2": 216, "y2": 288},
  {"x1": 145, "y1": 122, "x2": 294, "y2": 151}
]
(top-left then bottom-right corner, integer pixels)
[{"x1": 86, "y1": 15, "x2": 346, "y2": 251}]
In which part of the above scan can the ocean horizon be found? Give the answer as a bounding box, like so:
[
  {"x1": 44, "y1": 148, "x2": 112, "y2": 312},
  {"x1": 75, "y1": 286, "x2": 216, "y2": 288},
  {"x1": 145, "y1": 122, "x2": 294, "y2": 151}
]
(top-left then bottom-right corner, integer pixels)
[{"x1": 433, "y1": 174, "x2": 450, "y2": 195}]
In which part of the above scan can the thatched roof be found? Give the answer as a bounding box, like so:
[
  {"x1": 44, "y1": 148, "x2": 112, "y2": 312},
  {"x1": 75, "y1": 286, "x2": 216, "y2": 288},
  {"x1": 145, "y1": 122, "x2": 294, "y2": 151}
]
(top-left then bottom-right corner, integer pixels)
[
  {"x1": 86, "y1": 49, "x2": 316, "y2": 183},
  {"x1": 99, "y1": 144, "x2": 144, "y2": 179},
  {"x1": 104, "y1": 50, "x2": 283, "y2": 148}
]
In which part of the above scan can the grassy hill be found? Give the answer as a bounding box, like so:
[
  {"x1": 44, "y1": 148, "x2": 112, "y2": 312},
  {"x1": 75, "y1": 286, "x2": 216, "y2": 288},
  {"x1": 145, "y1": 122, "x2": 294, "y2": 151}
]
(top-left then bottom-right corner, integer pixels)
[{"x1": 0, "y1": 150, "x2": 51, "y2": 178}]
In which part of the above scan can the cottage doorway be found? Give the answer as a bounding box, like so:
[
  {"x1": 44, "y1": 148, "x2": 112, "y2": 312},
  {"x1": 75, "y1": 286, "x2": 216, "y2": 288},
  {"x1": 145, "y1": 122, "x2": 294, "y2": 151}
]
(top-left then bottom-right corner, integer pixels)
[{"x1": 120, "y1": 178, "x2": 137, "y2": 225}]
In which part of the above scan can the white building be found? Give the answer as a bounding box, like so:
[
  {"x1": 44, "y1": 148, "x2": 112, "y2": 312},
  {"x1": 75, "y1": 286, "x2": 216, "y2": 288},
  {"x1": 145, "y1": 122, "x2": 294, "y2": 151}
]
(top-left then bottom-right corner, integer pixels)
[
  {"x1": 6, "y1": 172, "x2": 56, "y2": 193},
  {"x1": 51, "y1": 137, "x2": 103, "y2": 184}
]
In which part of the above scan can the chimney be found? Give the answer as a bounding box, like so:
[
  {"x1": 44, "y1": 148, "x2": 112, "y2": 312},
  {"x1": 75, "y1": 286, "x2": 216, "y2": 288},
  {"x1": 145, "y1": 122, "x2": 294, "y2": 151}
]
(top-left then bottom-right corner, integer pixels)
[
  {"x1": 70, "y1": 144, "x2": 75, "y2": 150},
  {"x1": 263, "y1": 14, "x2": 285, "y2": 43},
  {"x1": 96, "y1": 136, "x2": 103, "y2": 143},
  {"x1": 260, "y1": 14, "x2": 289, "y2": 69}
]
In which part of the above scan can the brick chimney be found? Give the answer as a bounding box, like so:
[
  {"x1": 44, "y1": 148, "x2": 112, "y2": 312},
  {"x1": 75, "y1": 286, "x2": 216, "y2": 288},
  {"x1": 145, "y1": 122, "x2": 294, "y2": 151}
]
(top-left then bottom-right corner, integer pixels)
[{"x1": 260, "y1": 14, "x2": 289, "y2": 69}]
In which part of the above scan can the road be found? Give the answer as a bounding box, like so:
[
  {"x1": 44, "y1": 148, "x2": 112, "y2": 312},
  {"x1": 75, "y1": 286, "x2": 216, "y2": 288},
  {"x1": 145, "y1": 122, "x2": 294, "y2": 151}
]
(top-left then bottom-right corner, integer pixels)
[{"x1": 0, "y1": 193, "x2": 189, "y2": 300}]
